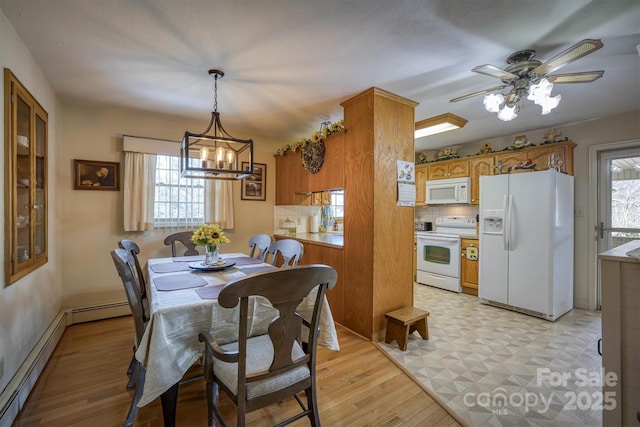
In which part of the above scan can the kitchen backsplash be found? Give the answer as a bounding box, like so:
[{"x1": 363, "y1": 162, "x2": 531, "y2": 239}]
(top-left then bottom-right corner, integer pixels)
[
  {"x1": 273, "y1": 205, "x2": 322, "y2": 234},
  {"x1": 415, "y1": 205, "x2": 479, "y2": 225}
]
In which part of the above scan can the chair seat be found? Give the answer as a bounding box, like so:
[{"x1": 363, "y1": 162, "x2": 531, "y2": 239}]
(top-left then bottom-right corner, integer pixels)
[{"x1": 214, "y1": 334, "x2": 309, "y2": 399}]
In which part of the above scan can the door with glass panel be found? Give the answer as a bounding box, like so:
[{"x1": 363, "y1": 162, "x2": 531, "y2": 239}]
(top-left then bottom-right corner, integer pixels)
[{"x1": 596, "y1": 146, "x2": 640, "y2": 308}]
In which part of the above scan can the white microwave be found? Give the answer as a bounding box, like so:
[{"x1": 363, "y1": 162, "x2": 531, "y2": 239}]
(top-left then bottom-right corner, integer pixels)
[{"x1": 426, "y1": 177, "x2": 471, "y2": 205}]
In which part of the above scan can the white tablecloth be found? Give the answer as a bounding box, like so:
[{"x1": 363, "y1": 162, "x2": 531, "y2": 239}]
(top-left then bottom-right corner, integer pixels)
[{"x1": 135, "y1": 253, "x2": 339, "y2": 407}]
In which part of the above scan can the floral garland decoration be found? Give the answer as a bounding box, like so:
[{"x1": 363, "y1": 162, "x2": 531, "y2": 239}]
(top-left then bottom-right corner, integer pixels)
[{"x1": 275, "y1": 119, "x2": 345, "y2": 156}]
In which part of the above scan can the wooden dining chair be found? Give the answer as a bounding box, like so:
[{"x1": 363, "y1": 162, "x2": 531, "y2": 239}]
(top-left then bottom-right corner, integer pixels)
[
  {"x1": 111, "y1": 248, "x2": 148, "y2": 427},
  {"x1": 265, "y1": 239, "x2": 304, "y2": 267},
  {"x1": 117, "y1": 240, "x2": 149, "y2": 317},
  {"x1": 198, "y1": 264, "x2": 337, "y2": 427},
  {"x1": 247, "y1": 234, "x2": 272, "y2": 260},
  {"x1": 163, "y1": 231, "x2": 199, "y2": 257},
  {"x1": 117, "y1": 239, "x2": 149, "y2": 388}
]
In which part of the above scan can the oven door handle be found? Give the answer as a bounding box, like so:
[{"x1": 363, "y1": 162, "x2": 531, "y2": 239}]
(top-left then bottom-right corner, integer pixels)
[{"x1": 418, "y1": 236, "x2": 459, "y2": 244}]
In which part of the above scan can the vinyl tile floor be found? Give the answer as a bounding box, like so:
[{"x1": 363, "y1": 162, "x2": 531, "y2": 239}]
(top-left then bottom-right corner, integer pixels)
[{"x1": 378, "y1": 284, "x2": 603, "y2": 427}]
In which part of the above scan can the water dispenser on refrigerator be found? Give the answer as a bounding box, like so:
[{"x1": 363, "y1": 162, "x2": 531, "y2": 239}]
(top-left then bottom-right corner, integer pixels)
[{"x1": 482, "y1": 209, "x2": 504, "y2": 234}]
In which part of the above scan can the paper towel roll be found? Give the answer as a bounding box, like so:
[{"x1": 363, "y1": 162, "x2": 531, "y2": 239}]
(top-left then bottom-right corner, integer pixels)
[{"x1": 309, "y1": 215, "x2": 319, "y2": 233}]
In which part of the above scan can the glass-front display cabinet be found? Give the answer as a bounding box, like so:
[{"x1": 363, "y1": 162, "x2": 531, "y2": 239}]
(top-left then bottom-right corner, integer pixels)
[{"x1": 4, "y1": 68, "x2": 48, "y2": 285}]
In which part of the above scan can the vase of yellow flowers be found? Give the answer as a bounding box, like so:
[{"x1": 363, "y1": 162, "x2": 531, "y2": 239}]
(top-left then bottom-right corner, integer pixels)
[{"x1": 191, "y1": 223, "x2": 230, "y2": 265}]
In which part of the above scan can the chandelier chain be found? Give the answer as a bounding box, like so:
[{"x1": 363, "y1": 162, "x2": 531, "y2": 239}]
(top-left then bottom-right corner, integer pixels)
[{"x1": 213, "y1": 74, "x2": 218, "y2": 113}]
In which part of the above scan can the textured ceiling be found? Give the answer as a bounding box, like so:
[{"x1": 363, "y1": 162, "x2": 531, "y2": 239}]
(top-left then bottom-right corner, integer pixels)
[{"x1": 1, "y1": 0, "x2": 639, "y2": 151}]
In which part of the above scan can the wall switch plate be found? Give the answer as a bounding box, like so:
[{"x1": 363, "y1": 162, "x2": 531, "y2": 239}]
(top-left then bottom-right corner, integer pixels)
[{"x1": 574, "y1": 207, "x2": 584, "y2": 217}]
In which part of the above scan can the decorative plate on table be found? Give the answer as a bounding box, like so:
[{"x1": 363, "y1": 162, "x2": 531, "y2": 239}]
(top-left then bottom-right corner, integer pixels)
[{"x1": 188, "y1": 261, "x2": 236, "y2": 271}]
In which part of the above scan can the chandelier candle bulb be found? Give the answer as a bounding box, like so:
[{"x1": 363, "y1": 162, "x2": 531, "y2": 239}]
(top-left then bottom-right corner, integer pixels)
[{"x1": 226, "y1": 150, "x2": 234, "y2": 168}]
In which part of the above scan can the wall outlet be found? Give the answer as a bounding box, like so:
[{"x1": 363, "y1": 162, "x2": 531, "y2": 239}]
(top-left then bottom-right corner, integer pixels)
[{"x1": 574, "y1": 207, "x2": 584, "y2": 217}]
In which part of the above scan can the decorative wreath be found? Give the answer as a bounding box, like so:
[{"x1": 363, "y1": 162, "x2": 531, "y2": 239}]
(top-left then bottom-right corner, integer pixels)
[{"x1": 301, "y1": 140, "x2": 326, "y2": 173}]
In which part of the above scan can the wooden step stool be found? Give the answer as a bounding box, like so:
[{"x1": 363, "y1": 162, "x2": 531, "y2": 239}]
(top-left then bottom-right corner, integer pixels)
[{"x1": 384, "y1": 307, "x2": 430, "y2": 351}]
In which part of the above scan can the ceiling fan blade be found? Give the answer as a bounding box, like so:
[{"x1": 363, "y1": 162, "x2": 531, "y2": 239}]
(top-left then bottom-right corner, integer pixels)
[
  {"x1": 450, "y1": 85, "x2": 509, "y2": 102},
  {"x1": 471, "y1": 64, "x2": 518, "y2": 81},
  {"x1": 532, "y1": 39, "x2": 603, "y2": 76},
  {"x1": 546, "y1": 71, "x2": 605, "y2": 84}
]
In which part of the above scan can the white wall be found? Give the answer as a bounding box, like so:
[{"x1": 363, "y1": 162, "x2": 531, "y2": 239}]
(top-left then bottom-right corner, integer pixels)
[
  {"x1": 59, "y1": 102, "x2": 281, "y2": 308},
  {"x1": 0, "y1": 10, "x2": 62, "y2": 394}
]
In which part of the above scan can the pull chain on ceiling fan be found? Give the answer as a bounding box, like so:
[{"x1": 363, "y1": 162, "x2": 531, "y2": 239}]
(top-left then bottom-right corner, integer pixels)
[{"x1": 450, "y1": 39, "x2": 605, "y2": 121}]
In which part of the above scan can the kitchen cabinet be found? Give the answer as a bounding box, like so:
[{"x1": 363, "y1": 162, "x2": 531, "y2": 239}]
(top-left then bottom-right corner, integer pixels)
[
  {"x1": 275, "y1": 132, "x2": 344, "y2": 205},
  {"x1": 298, "y1": 241, "x2": 345, "y2": 324},
  {"x1": 493, "y1": 141, "x2": 576, "y2": 175},
  {"x1": 427, "y1": 158, "x2": 468, "y2": 180},
  {"x1": 414, "y1": 164, "x2": 428, "y2": 205},
  {"x1": 599, "y1": 242, "x2": 640, "y2": 426},
  {"x1": 4, "y1": 69, "x2": 48, "y2": 285},
  {"x1": 311, "y1": 191, "x2": 331, "y2": 206},
  {"x1": 469, "y1": 157, "x2": 494, "y2": 205},
  {"x1": 460, "y1": 238, "x2": 479, "y2": 296},
  {"x1": 307, "y1": 132, "x2": 345, "y2": 192}
]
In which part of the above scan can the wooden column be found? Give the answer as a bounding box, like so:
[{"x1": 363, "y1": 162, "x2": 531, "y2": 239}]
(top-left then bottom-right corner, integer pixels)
[{"x1": 340, "y1": 87, "x2": 417, "y2": 340}]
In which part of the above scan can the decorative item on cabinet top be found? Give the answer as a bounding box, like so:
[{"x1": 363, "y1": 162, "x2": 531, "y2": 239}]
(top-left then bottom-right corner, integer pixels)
[{"x1": 275, "y1": 119, "x2": 345, "y2": 158}]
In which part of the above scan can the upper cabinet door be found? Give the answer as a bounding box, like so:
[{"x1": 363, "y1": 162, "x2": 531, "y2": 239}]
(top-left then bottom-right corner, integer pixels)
[{"x1": 4, "y1": 68, "x2": 48, "y2": 285}]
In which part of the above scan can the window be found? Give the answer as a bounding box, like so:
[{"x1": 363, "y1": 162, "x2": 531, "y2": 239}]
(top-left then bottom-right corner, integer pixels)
[
  {"x1": 154, "y1": 154, "x2": 205, "y2": 228},
  {"x1": 330, "y1": 189, "x2": 344, "y2": 218}
]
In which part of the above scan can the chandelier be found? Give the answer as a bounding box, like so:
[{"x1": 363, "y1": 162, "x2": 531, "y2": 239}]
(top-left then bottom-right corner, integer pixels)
[
  {"x1": 482, "y1": 77, "x2": 561, "y2": 122},
  {"x1": 180, "y1": 69, "x2": 254, "y2": 179}
]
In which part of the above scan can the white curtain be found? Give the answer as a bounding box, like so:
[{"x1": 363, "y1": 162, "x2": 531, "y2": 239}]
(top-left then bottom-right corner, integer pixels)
[
  {"x1": 205, "y1": 180, "x2": 234, "y2": 229},
  {"x1": 123, "y1": 151, "x2": 156, "y2": 231}
]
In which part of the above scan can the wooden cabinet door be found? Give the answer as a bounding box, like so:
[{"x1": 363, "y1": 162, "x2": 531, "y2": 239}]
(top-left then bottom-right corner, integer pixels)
[
  {"x1": 469, "y1": 157, "x2": 494, "y2": 205},
  {"x1": 460, "y1": 238, "x2": 479, "y2": 296},
  {"x1": 427, "y1": 159, "x2": 469, "y2": 180},
  {"x1": 275, "y1": 151, "x2": 309, "y2": 205},
  {"x1": 447, "y1": 159, "x2": 469, "y2": 178},
  {"x1": 308, "y1": 132, "x2": 345, "y2": 191},
  {"x1": 4, "y1": 69, "x2": 49, "y2": 284},
  {"x1": 297, "y1": 243, "x2": 344, "y2": 323},
  {"x1": 415, "y1": 164, "x2": 428, "y2": 205},
  {"x1": 427, "y1": 162, "x2": 449, "y2": 180},
  {"x1": 494, "y1": 150, "x2": 529, "y2": 173},
  {"x1": 528, "y1": 145, "x2": 566, "y2": 173}
]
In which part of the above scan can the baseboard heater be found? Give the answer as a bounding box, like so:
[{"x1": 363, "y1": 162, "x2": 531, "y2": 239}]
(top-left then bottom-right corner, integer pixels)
[
  {"x1": 0, "y1": 301, "x2": 130, "y2": 427},
  {"x1": 0, "y1": 311, "x2": 67, "y2": 427},
  {"x1": 69, "y1": 301, "x2": 130, "y2": 324}
]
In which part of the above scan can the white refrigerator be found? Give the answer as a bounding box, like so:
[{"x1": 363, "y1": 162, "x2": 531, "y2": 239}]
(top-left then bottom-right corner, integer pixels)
[{"x1": 478, "y1": 169, "x2": 574, "y2": 321}]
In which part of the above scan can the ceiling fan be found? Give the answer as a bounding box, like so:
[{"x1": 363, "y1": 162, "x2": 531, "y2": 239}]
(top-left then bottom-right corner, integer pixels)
[{"x1": 450, "y1": 39, "x2": 605, "y2": 121}]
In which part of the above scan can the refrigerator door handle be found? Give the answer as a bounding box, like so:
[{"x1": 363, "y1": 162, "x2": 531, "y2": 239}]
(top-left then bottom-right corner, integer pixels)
[
  {"x1": 507, "y1": 194, "x2": 514, "y2": 251},
  {"x1": 502, "y1": 194, "x2": 509, "y2": 250}
]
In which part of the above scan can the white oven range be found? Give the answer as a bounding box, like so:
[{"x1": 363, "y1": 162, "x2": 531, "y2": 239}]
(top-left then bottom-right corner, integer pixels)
[{"x1": 416, "y1": 216, "x2": 476, "y2": 292}]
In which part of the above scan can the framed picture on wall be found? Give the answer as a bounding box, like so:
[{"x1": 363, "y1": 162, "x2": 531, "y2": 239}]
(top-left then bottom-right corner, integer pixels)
[
  {"x1": 241, "y1": 162, "x2": 266, "y2": 201},
  {"x1": 73, "y1": 159, "x2": 120, "y2": 191}
]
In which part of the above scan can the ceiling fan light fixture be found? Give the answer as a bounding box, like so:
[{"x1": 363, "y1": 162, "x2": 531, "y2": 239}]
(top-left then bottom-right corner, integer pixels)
[
  {"x1": 415, "y1": 113, "x2": 468, "y2": 138},
  {"x1": 497, "y1": 105, "x2": 518, "y2": 121},
  {"x1": 539, "y1": 94, "x2": 561, "y2": 115},
  {"x1": 483, "y1": 93, "x2": 504, "y2": 113},
  {"x1": 453, "y1": 39, "x2": 604, "y2": 121},
  {"x1": 180, "y1": 69, "x2": 254, "y2": 180}
]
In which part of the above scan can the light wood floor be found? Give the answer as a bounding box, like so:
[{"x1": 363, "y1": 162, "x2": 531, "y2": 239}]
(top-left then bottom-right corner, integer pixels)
[{"x1": 12, "y1": 316, "x2": 461, "y2": 427}]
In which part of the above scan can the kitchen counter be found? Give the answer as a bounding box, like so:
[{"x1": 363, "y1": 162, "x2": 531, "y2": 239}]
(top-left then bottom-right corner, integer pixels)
[
  {"x1": 598, "y1": 240, "x2": 640, "y2": 262},
  {"x1": 274, "y1": 232, "x2": 344, "y2": 249},
  {"x1": 598, "y1": 240, "x2": 640, "y2": 425}
]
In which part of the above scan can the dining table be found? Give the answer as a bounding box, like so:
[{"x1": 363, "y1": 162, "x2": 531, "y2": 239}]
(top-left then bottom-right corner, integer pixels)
[{"x1": 135, "y1": 252, "x2": 340, "y2": 427}]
